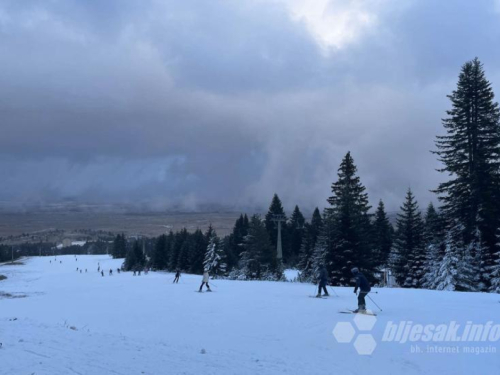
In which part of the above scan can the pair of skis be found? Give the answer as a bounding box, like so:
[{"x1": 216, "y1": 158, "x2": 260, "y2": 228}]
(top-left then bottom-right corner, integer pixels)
[
  {"x1": 309, "y1": 295, "x2": 330, "y2": 299},
  {"x1": 309, "y1": 296, "x2": 377, "y2": 316},
  {"x1": 338, "y1": 309, "x2": 377, "y2": 316}
]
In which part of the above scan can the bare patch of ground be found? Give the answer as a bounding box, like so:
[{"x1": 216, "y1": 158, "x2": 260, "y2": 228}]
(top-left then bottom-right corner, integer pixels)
[
  {"x1": 0, "y1": 291, "x2": 27, "y2": 299},
  {"x1": 0, "y1": 211, "x2": 243, "y2": 238},
  {"x1": 0, "y1": 262, "x2": 24, "y2": 266}
]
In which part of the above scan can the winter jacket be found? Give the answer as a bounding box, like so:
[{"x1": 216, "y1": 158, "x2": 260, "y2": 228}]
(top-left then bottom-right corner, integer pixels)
[
  {"x1": 318, "y1": 267, "x2": 328, "y2": 284},
  {"x1": 354, "y1": 272, "x2": 371, "y2": 293},
  {"x1": 202, "y1": 272, "x2": 209, "y2": 283}
]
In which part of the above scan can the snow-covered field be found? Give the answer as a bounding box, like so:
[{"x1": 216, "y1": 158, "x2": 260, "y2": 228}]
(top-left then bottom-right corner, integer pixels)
[{"x1": 1, "y1": 256, "x2": 499, "y2": 375}]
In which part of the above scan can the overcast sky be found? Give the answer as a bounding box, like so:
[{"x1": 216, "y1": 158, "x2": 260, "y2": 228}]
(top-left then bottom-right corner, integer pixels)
[{"x1": 1, "y1": 0, "x2": 500, "y2": 213}]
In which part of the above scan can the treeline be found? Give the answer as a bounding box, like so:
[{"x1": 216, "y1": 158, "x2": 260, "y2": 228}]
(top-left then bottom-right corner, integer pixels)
[{"x1": 116, "y1": 58, "x2": 500, "y2": 293}]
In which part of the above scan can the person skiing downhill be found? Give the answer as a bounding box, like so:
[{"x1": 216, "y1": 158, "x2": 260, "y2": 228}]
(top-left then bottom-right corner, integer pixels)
[
  {"x1": 199, "y1": 270, "x2": 211, "y2": 292},
  {"x1": 316, "y1": 265, "x2": 329, "y2": 297},
  {"x1": 173, "y1": 270, "x2": 181, "y2": 283},
  {"x1": 351, "y1": 267, "x2": 371, "y2": 313}
]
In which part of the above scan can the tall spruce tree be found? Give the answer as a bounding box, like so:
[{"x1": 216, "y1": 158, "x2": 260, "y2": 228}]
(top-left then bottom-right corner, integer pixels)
[
  {"x1": 264, "y1": 194, "x2": 289, "y2": 261},
  {"x1": 434, "y1": 58, "x2": 500, "y2": 288},
  {"x1": 240, "y1": 215, "x2": 279, "y2": 280},
  {"x1": 391, "y1": 189, "x2": 425, "y2": 288},
  {"x1": 490, "y1": 229, "x2": 500, "y2": 293},
  {"x1": 226, "y1": 214, "x2": 249, "y2": 270},
  {"x1": 435, "y1": 222, "x2": 481, "y2": 292},
  {"x1": 310, "y1": 209, "x2": 334, "y2": 282},
  {"x1": 170, "y1": 228, "x2": 189, "y2": 270},
  {"x1": 111, "y1": 234, "x2": 127, "y2": 259},
  {"x1": 326, "y1": 152, "x2": 373, "y2": 285},
  {"x1": 151, "y1": 234, "x2": 170, "y2": 270},
  {"x1": 288, "y1": 205, "x2": 306, "y2": 266},
  {"x1": 310, "y1": 207, "x2": 323, "y2": 242},
  {"x1": 297, "y1": 223, "x2": 314, "y2": 280},
  {"x1": 124, "y1": 240, "x2": 146, "y2": 271},
  {"x1": 188, "y1": 229, "x2": 208, "y2": 274},
  {"x1": 298, "y1": 208, "x2": 323, "y2": 281},
  {"x1": 372, "y1": 200, "x2": 393, "y2": 269},
  {"x1": 421, "y1": 203, "x2": 445, "y2": 289},
  {"x1": 203, "y1": 233, "x2": 227, "y2": 277}
]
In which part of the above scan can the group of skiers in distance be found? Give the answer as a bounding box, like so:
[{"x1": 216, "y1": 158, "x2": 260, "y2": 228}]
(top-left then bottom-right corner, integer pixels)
[{"x1": 51, "y1": 255, "x2": 370, "y2": 311}]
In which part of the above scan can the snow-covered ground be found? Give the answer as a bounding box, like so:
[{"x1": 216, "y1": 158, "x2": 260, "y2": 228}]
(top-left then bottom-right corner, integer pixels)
[{"x1": 0, "y1": 255, "x2": 499, "y2": 375}]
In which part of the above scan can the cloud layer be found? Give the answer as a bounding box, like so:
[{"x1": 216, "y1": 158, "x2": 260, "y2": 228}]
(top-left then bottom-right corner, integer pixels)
[{"x1": 1, "y1": 0, "x2": 500, "y2": 213}]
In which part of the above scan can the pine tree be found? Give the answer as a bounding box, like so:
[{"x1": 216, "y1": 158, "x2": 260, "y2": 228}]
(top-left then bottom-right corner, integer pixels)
[
  {"x1": 326, "y1": 152, "x2": 373, "y2": 285},
  {"x1": 391, "y1": 189, "x2": 425, "y2": 288},
  {"x1": 288, "y1": 205, "x2": 306, "y2": 266},
  {"x1": 297, "y1": 223, "x2": 314, "y2": 280},
  {"x1": 203, "y1": 233, "x2": 227, "y2": 277},
  {"x1": 298, "y1": 209, "x2": 323, "y2": 281},
  {"x1": 124, "y1": 240, "x2": 146, "y2": 271},
  {"x1": 264, "y1": 194, "x2": 289, "y2": 261},
  {"x1": 310, "y1": 209, "x2": 333, "y2": 282},
  {"x1": 372, "y1": 200, "x2": 393, "y2": 269},
  {"x1": 490, "y1": 229, "x2": 500, "y2": 293},
  {"x1": 169, "y1": 229, "x2": 188, "y2": 270},
  {"x1": 111, "y1": 234, "x2": 127, "y2": 259},
  {"x1": 435, "y1": 226, "x2": 462, "y2": 291},
  {"x1": 310, "y1": 207, "x2": 323, "y2": 243},
  {"x1": 434, "y1": 58, "x2": 500, "y2": 288},
  {"x1": 151, "y1": 234, "x2": 170, "y2": 270},
  {"x1": 435, "y1": 222, "x2": 481, "y2": 292},
  {"x1": 421, "y1": 203, "x2": 445, "y2": 289},
  {"x1": 226, "y1": 214, "x2": 249, "y2": 270},
  {"x1": 188, "y1": 229, "x2": 208, "y2": 274},
  {"x1": 239, "y1": 215, "x2": 279, "y2": 280}
]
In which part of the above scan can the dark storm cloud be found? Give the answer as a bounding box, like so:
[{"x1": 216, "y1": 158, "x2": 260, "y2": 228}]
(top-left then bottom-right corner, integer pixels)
[{"x1": 1, "y1": 0, "x2": 500, "y2": 213}]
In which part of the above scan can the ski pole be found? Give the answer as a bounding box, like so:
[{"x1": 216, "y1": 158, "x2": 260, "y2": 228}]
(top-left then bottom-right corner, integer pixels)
[
  {"x1": 367, "y1": 294, "x2": 383, "y2": 312},
  {"x1": 329, "y1": 286, "x2": 339, "y2": 297}
]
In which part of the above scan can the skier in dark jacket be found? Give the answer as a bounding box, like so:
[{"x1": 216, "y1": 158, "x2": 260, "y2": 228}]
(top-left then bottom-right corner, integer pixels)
[
  {"x1": 316, "y1": 265, "x2": 329, "y2": 297},
  {"x1": 173, "y1": 270, "x2": 181, "y2": 283},
  {"x1": 351, "y1": 267, "x2": 371, "y2": 312}
]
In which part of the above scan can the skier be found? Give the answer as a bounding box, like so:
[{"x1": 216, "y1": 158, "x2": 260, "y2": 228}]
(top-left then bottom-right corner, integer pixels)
[
  {"x1": 133, "y1": 270, "x2": 136, "y2": 276},
  {"x1": 316, "y1": 265, "x2": 329, "y2": 298},
  {"x1": 351, "y1": 267, "x2": 371, "y2": 313},
  {"x1": 101, "y1": 270, "x2": 104, "y2": 277},
  {"x1": 76, "y1": 267, "x2": 79, "y2": 272},
  {"x1": 173, "y1": 269, "x2": 181, "y2": 283},
  {"x1": 198, "y1": 270, "x2": 211, "y2": 292},
  {"x1": 117, "y1": 268, "x2": 121, "y2": 274},
  {"x1": 85, "y1": 269, "x2": 87, "y2": 273},
  {"x1": 98, "y1": 266, "x2": 100, "y2": 272},
  {"x1": 109, "y1": 269, "x2": 113, "y2": 276}
]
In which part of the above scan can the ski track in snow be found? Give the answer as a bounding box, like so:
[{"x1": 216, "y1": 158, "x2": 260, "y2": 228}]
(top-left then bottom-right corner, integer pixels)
[{"x1": 0, "y1": 255, "x2": 499, "y2": 375}]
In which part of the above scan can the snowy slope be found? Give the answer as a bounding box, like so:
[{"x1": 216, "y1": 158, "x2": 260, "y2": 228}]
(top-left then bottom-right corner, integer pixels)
[{"x1": 0, "y1": 256, "x2": 499, "y2": 375}]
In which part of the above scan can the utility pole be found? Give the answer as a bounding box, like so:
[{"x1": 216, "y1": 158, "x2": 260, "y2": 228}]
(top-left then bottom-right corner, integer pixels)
[{"x1": 271, "y1": 214, "x2": 286, "y2": 260}]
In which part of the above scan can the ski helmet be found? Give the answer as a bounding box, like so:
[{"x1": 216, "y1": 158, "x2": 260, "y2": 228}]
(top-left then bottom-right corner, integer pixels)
[{"x1": 351, "y1": 267, "x2": 359, "y2": 274}]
